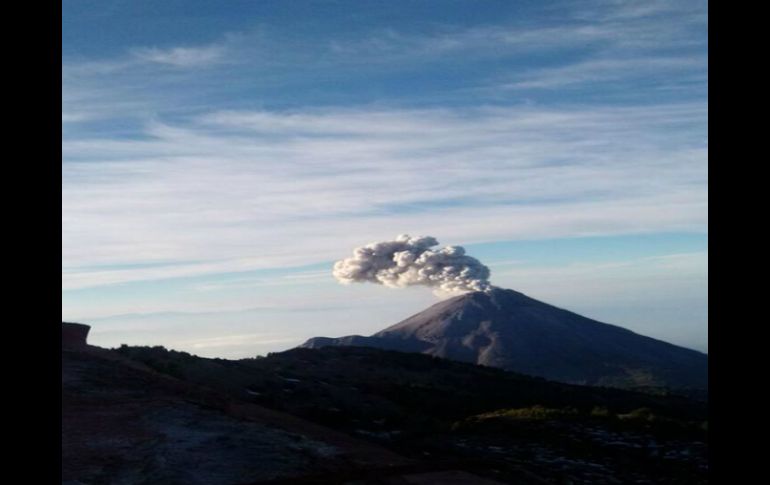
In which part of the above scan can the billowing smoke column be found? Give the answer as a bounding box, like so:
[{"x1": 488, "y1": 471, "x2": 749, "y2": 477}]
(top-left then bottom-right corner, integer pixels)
[{"x1": 333, "y1": 234, "x2": 491, "y2": 295}]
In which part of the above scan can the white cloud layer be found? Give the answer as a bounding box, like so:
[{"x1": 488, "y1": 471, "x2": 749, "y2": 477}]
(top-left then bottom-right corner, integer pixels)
[
  {"x1": 62, "y1": 102, "x2": 706, "y2": 290},
  {"x1": 131, "y1": 45, "x2": 226, "y2": 67}
]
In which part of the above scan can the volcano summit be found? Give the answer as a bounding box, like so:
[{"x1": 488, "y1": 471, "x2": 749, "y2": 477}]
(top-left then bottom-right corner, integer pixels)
[{"x1": 302, "y1": 287, "x2": 708, "y2": 390}]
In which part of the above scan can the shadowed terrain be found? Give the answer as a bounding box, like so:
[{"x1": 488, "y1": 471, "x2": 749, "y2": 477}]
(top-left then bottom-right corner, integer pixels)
[
  {"x1": 113, "y1": 342, "x2": 708, "y2": 484},
  {"x1": 62, "y1": 323, "x2": 503, "y2": 485}
]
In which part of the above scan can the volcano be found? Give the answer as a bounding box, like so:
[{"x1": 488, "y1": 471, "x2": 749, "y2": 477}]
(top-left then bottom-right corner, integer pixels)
[{"x1": 301, "y1": 287, "x2": 707, "y2": 389}]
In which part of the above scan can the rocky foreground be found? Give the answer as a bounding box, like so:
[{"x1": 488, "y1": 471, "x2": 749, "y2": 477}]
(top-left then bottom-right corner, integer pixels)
[{"x1": 61, "y1": 322, "x2": 502, "y2": 485}]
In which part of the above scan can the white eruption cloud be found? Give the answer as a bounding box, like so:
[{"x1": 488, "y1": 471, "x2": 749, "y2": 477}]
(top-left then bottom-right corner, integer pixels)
[{"x1": 333, "y1": 234, "x2": 491, "y2": 295}]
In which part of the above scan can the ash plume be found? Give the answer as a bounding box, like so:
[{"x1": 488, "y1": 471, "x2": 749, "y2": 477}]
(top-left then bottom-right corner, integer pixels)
[{"x1": 333, "y1": 234, "x2": 491, "y2": 295}]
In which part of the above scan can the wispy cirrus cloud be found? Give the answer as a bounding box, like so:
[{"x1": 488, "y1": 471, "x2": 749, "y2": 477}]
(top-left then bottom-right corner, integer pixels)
[
  {"x1": 499, "y1": 56, "x2": 707, "y2": 90},
  {"x1": 325, "y1": 0, "x2": 705, "y2": 66},
  {"x1": 61, "y1": 0, "x2": 707, "y2": 121},
  {"x1": 62, "y1": 39, "x2": 232, "y2": 125},
  {"x1": 130, "y1": 44, "x2": 227, "y2": 67},
  {"x1": 62, "y1": 102, "x2": 706, "y2": 290},
  {"x1": 327, "y1": 0, "x2": 704, "y2": 58}
]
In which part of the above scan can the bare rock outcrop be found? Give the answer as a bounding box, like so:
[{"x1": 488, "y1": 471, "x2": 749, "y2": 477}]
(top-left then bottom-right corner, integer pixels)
[{"x1": 62, "y1": 322, "x2": 90, "y2": 349}]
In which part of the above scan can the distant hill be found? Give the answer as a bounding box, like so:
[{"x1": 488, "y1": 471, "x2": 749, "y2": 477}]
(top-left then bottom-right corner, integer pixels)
[{"x1": 302, "y1": 287, "x2": 708, "y2": 389}]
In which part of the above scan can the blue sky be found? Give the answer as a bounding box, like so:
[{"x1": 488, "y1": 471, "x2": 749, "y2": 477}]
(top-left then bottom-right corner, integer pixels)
[{"x1": 62, "y1": 0, "x2": 708, "y2": 357}]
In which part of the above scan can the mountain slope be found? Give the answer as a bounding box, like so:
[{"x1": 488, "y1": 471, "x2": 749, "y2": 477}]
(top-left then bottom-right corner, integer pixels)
[{"x1": 301, "y1": 287, "x2": 708, "y2": 389}]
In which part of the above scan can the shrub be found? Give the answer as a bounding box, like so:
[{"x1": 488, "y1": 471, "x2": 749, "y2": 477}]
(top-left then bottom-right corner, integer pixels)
[
  {"x1": 590, "y1": 406, "x2": 611, "y2": 418},
  {"x1": 474, "y1": 405, "x2": 579, "y2": 421}
]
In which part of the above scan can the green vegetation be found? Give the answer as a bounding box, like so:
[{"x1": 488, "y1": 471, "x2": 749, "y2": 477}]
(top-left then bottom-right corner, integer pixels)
[
  {"x1": 472, "y1": 405, "x2": 580, "y2": 421},
  {"x1": 452, "y1": 403, "x2": 706, "y2": 438},
  {"x1": 590, "y1": 405, "x2": 611, "y2": 417}
]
